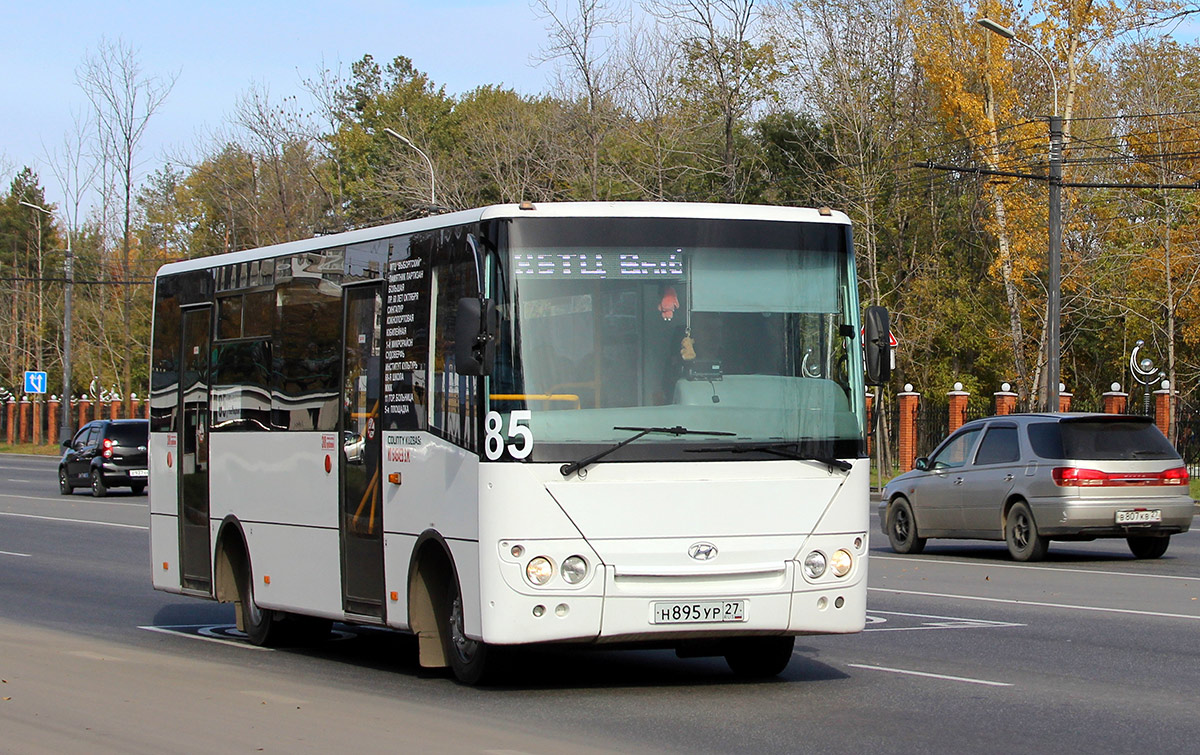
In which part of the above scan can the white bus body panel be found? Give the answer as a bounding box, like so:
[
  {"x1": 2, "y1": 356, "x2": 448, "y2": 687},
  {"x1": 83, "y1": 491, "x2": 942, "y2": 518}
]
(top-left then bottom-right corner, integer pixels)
[
  {"x1": 149, "y1": 432, "x2": 181, "y2": 592},
  {"x1": 382, "y1": 432, "x2": 482, "y2": 633},
  {"x1": 476, "y1": 460, "x2": 869, "y2": 646},
  {"x1": 209, "y1": 432, "x2": 344, "y2": 618}
]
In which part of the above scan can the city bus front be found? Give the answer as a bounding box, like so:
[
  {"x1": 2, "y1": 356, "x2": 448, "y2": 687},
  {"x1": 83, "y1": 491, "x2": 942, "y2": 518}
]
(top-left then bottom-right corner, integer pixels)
[{"x1": 474, "y1": 205, "x2": 871, "y2": 668}]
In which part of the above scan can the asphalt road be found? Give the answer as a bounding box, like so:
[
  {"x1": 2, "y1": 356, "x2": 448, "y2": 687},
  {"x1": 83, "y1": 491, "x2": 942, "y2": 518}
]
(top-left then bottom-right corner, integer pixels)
[{"x1": 2, "y1": 452, "x2": 1198, "y2": 753}]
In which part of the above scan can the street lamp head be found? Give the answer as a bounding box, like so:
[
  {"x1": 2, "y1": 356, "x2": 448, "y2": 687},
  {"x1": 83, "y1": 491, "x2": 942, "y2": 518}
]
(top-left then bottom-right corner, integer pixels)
[
  {"x1": 18, "y1": 199, "x2": 52, "y2": 215},
  {"x1": 977, "y1": 17, "x2": 1016, "y2": 39},
  {"x1": 383, "y1": 127, "x2": 413, "y2": 147}
]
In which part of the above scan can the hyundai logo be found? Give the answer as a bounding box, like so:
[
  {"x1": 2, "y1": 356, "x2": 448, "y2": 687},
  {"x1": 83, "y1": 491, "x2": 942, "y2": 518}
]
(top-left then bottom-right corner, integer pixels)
[{"x1": 688, "y1": 542, "x2": 718, "y2": 561}]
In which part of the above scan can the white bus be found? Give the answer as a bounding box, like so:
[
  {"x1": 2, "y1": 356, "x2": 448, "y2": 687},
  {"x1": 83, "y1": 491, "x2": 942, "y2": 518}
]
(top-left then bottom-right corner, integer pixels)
[{"x1": 149, "y1": 201, "x2": 890, "y2": 683}]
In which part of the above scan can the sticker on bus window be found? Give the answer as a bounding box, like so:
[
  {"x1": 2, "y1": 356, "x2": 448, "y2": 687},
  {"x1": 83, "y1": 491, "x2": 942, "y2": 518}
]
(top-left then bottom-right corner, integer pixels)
[{"x1": 485, "y1": 410, "x2": 533, "y2": 461}]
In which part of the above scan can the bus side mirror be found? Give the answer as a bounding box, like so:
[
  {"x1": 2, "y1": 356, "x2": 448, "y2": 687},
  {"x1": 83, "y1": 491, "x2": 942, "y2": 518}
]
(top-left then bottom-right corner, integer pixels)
[
  {"x1": 456, "y1": 297, "x2": 499, "y2": 376},
  {"x1": 864, "y1": 305, "x2": 891, "y2": 385}
]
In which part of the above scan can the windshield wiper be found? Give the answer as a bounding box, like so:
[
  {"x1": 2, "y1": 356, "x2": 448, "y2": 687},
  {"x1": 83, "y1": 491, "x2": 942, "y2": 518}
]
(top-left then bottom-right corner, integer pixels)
[
  {"x1": 686, "y1": 441, "x2": 853, "y2": 473},
  {"x1": 560, "y1": 425, "x2": 736, "y2": 477}
]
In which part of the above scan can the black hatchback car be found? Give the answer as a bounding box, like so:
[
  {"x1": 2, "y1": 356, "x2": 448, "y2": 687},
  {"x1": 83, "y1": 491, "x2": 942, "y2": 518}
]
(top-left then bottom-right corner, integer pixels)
[{"x1": 58, "y1": 419, "x2": 150, "y2": 497}]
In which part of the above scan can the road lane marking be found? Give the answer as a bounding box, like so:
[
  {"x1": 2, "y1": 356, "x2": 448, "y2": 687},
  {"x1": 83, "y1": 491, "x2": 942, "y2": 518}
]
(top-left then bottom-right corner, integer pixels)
[
  {"x1": 0, "y1": 511, "x2": 147, "y2": 530},
  {"x1": 865, "y1": 609, "x2": 1023, "y2": 632},
  {"x1": 5, "y1": 478, "x2": 34, "y2": 483},
  {"x1": 139, "y1": 625, "x2": 272, "y2": 651},
  {"x1": 0, "y1": 549, "x2": 32, "y2": 558},
  {"x1": 873, "y1": 554, "x2": 1200, "y2": 583},
  {"x1": 0, "y1": 492, "x2": 148, "y2": 507},
  {"x1": 871, "y1": 587, "x2": 1200, "y2": 621},
  {"x1": 848, "y1": 663, "x2": 1012, "y2": 687}
]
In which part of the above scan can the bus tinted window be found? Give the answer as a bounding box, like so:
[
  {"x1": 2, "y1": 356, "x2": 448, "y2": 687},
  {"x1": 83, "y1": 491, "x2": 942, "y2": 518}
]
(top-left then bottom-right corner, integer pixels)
[
  {"x1": 212, "y1": 340, "x2": 272, "y2": 431},
  {"x1": 272, "y1": 271, "x2": 341, "y2": 431}
]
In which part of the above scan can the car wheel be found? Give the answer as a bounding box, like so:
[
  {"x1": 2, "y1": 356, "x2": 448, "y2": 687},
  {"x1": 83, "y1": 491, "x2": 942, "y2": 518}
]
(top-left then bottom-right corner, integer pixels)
[
  {"x1": 90, "y1": 470, "x2": 108, "y2": 498},
  {"x1": 1005, "y1": 501, "x2": 1048, "y2": 561},
  {"x1": 440, "y1": 576, "x2": 492, "y2": 685},
  {"x1": 131, "y1": 482, "x2": 146, "y2": 495},
  {"x1": 58, "y1": 467, "x2": 72, "y2": 495},
  {"x1": 723, "y1": 636, "x2": 796, "y2": 678},
  {"x1": 887, "y1": 497, "x2": 926, "y2": 554},
  {"x1": 1127, "y1": 535, "x2": 1170, "y2": 559}
]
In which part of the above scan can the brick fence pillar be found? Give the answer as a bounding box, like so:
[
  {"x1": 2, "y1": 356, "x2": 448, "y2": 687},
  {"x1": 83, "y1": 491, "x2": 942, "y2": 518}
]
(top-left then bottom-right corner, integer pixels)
[
  {"x1": 1154, "y1": 385, "x2": 1174, "y2": 438},
  {"x1": 49, "y1": 397, "x2": 60, "y2": 444},
  {"x1": 898, "y1": 385, "x2": 920, "y2": 472},
  {"x1": 1103, "y1": 383, "x2": 1127, "y2": 414},
  {"x1": 130, "y1": 394, "x2": 141, "y2": 422},
  {"x1": 6, "y1": 399, "x2": 15, "y2": 444},
  {"x1": 994, "y1": 383, "x2": 1018, "y2": 415},
  {"x1": 79, "y1": 396, "x2": 91, "y2": 428},
  {"x1": 948, "y1": 382, "x2": 969, "y2": 434},
  {"x1": 19, "y1": 397, "x2": 31, "y2": 443},
  {"x1": 111, "y1": 397, "x2": 121, "y2": 420},
  {"x1": 1058, "y1": 391, "x2": 1073, "y2": 413}
]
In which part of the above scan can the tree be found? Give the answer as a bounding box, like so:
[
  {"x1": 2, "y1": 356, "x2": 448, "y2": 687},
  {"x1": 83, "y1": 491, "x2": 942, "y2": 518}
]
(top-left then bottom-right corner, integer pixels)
[{"x1": 77, "y1": 37, "x2": 176, "y2": 409}]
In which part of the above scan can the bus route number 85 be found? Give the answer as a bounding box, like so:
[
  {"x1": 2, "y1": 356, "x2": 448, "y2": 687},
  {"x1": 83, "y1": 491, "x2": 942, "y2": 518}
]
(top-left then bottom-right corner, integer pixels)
[{"x1": 485, "y1": 410, "x2": 533, "y2": 460}]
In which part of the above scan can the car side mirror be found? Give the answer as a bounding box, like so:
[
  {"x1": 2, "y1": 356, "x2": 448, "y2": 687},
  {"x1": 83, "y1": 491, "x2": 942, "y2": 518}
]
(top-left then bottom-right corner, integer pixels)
[
  {"x1": 864, "y1": 305, "x2": 891, "y2": 385},
  {"x1": 914, "y1": 457, "x2": 929, "y2": 471},
  {"x1": 455, "y1": 297, "x2": 499, "y2": 376}
]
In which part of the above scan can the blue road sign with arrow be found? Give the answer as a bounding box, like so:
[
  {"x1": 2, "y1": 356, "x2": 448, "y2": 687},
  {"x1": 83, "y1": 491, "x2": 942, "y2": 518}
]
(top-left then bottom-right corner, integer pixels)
[{"x1": 24, "y1": 371, "x2": 48, "y2": 394}]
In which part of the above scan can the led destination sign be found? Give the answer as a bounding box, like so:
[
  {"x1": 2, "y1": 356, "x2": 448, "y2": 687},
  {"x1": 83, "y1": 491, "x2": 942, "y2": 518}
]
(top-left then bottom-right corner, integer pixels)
[{"x1": 513, "y1": 251, "x2": 684, "y2": 278}]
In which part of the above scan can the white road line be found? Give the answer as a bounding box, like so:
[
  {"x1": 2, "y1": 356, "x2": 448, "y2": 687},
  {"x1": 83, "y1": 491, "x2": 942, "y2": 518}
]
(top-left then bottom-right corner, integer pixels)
[
  {"x1": 0, "y1": 549, "x2": 32, "y2": 557},
  {"x1": 138, "y1": 625, "x2": 271, "y2": 651},
  {"x1": 0, "y1": 492, "x2": 148, "y2": 507},
  {"x1": 0, "y1": 511, "x2": 147, "y2": 530},
  {"x1": 5, "y1": 478, "x2": 34, "y2": 483},
  {"x1": 870, "y1": 587, "x2": 1200, "y2": 621},
  {"x1": 864, "y1": 609, "x2": 1023, "y2": 632},
  {"x1": 848, "y1": 663, "x2": 1012, "y2": 687},
  {"x1": 872, "y1": 554, "x2": 1200, "y2": 583}
]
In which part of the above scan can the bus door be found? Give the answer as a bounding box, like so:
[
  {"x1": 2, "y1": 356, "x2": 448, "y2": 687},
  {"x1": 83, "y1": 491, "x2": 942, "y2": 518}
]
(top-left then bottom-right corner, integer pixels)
[
  {"x1": 340, "y1": 283, "x2": 385, "y2": 618},
  {"x1": 178, "y1": 305, "x2": 212, "y2": 593}
]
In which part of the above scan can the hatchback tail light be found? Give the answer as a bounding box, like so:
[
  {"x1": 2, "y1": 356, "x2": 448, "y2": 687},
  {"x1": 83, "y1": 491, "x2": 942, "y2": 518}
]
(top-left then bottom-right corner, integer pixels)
[
  {"x1": 1052, "y1": 466, "x2": 1189, "y2": 487},
  {"x1": 102, "y1": 438, "x2": 114, "y2": 459}
]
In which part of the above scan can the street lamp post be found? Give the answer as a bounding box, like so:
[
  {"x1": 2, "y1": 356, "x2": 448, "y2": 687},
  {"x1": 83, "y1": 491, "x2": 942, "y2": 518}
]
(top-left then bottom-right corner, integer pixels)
[
  {"x1": 1130, "y1": 340, "x2": 1164, "y2": 416},
  {"x1": 18, "y1": 200, "x2": 73, "y2": 443},
  {"x1": 978, "y1": 17, "x2": 1063, "y2": 413},
  {"x1": 383, "y1": 128, "x2": 436, "y2": 205}
]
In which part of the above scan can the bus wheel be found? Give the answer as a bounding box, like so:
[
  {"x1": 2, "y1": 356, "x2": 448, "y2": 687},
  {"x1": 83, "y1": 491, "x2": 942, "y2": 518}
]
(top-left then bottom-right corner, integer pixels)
[
  {"x1": 237, "y1": 565, "x2": 280, "y2": 646},
  {"x1": 441, "y1": 579, "x2": 491, "y2": 685},
  {"x1": 723, "y1": 636, "x2": 795, "y2": 678}
]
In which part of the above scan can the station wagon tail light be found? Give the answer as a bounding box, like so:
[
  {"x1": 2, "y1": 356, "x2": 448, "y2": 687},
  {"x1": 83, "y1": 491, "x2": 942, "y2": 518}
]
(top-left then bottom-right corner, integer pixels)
[
  {"x1": 1161, "y1": 466, "x2": 1189, "y2": 485},
  {"x1": 102, "y1": 439, "x2": 114, "y2": 459},
  {"x1": 1053, "y1": 466, "x2": 1189, "y2": 487}
]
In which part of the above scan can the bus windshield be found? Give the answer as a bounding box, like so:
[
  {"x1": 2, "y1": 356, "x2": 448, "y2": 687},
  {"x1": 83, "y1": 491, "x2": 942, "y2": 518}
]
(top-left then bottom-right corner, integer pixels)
[{"x1": 488, "y1": 216, "x2": 866, "y2": 463}]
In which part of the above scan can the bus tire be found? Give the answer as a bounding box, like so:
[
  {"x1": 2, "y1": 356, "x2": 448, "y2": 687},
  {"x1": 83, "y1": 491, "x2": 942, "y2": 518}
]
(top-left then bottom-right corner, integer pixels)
[
  {"x1": 440, "y1": 577, "x2": 491, "y2": 685},
  {"x1": 723, "y1": 636, "x2": 795, "y2": 678},
  {"x1": 237, "y1": 563, "x2": 281, "y2": 646}
]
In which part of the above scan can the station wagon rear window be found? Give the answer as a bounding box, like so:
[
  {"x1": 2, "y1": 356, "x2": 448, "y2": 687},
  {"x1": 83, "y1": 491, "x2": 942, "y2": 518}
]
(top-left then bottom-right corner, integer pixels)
[{"x1": 1027, "y1": 419, "x2": 1178, "y2": 460}]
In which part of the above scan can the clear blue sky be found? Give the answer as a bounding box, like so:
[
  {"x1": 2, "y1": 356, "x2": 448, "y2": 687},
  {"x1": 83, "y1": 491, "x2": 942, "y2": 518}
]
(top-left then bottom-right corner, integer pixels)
[{"x1": 0, "y1": 1, "x2": 554, "y2": 201}]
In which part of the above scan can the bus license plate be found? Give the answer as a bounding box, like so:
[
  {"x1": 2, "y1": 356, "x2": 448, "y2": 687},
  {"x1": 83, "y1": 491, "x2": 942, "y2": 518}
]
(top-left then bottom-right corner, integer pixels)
[
  {"x1": 651, "y1": 600, "x2": 746, "y2": 625},
  {"x1": 1116, "y1": 509, "x2": 1160, "y2": 524}
]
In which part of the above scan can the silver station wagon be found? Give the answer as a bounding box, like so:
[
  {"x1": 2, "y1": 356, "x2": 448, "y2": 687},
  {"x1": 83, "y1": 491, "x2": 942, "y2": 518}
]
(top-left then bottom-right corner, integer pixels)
[{"x1": 881, "y1": 414, "x2": 1194, "y2": 561}]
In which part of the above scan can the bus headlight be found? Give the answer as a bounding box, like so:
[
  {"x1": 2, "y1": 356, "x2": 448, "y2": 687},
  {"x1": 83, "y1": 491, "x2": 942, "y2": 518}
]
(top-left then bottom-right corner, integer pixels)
[
  {"x1": 803, "y1": 551, "x2": 827, "y2": 579},
  {"x1": 830, "y1": 549, "x2": 853, "y2": 577},
  {"x1": 526, "y1": 557, "x2": 554, "y2": 585},
  {"x1": 561, "y1": 556, "x2": 589, "y2": 584}
]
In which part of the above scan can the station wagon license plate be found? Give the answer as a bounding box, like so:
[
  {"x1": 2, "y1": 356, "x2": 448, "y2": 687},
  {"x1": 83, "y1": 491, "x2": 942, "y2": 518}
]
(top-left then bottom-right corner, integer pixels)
[
  {"x1": 1116, "y1": 509, "x2": 1161, "y2": 524},
  {"x1": 651, "y1": 600, "x2": 746, "y2": 624}
]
